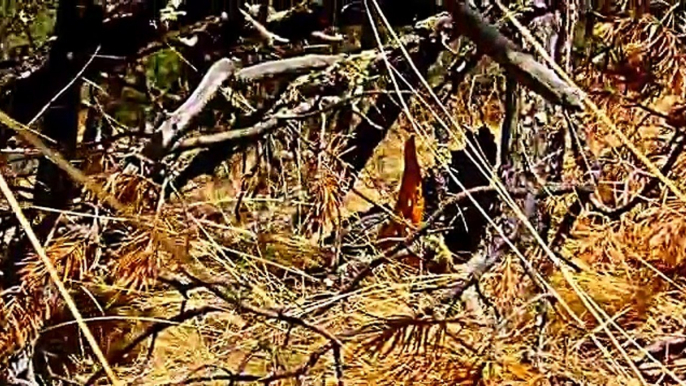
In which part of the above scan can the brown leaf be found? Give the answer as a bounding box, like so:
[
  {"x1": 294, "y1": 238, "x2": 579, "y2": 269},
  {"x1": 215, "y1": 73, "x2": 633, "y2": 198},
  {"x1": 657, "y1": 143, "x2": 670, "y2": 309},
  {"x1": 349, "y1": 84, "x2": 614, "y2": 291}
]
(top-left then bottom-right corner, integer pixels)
[
  {"x1": 667, "y1": 104, "x2": 686, "y2": 128},
  {"x1": 377, "y1": 135, "x2": 425, "y2": 260}
]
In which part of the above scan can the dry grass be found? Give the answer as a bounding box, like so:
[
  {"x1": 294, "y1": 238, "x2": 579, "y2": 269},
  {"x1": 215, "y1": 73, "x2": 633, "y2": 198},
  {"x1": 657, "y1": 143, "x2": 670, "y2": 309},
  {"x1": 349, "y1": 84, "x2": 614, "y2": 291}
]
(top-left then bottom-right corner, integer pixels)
[{"x1": 6, "y1": 11, "x2": 686, "y2": 386}]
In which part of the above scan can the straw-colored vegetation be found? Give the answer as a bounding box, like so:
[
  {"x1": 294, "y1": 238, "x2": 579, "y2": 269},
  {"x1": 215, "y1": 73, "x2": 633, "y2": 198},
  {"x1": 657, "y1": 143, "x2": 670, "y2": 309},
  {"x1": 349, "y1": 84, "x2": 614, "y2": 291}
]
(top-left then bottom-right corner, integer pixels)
[{"x1": 3, "y1": 1, "x2": 686, "y2": 385}]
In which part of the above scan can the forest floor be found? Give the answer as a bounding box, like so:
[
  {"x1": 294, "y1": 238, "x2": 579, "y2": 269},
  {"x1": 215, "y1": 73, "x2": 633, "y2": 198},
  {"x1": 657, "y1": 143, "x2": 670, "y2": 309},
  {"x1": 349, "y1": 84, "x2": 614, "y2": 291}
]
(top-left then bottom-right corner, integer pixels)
[{"x1": 4, "y1": 6, "x2": 686, "y2": 386}]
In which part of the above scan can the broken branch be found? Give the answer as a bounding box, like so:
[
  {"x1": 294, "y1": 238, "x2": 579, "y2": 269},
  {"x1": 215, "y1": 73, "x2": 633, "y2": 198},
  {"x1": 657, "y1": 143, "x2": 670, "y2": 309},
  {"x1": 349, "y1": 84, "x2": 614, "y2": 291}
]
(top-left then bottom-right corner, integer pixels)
[
  {"x1": 450, "y1": 1, "x2": 583, "y2": 110},
  {"x1": 141, "y1": 54, "x2": 344, "y2": 162}
]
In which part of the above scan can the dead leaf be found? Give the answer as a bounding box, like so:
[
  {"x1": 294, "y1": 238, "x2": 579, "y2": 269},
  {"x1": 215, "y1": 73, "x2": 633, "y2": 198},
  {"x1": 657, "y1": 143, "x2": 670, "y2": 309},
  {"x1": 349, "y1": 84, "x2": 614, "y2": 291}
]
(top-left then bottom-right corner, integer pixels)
[
  {"x1": 667, "y1": 103, "x2": 686, "y2": 128},
  {"x1": 377, "y1": 135, "x2": 425, "y2": 264}
]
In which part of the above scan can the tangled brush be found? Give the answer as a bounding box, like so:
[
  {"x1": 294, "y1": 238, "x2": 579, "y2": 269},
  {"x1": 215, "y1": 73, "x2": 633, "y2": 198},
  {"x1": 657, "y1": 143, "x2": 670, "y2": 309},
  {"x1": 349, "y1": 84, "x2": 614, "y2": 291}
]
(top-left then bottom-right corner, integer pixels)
[{"x1": 0, "y1": 235, "x2": 88, "y2": 366}]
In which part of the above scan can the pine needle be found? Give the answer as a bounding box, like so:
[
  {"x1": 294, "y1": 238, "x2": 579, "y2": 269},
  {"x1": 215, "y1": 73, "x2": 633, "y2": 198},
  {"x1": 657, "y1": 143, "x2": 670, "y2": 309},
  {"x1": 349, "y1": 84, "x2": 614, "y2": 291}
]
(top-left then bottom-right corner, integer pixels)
[{"x1": 0, "y1": 173, "x2": 122, "y2": 385}]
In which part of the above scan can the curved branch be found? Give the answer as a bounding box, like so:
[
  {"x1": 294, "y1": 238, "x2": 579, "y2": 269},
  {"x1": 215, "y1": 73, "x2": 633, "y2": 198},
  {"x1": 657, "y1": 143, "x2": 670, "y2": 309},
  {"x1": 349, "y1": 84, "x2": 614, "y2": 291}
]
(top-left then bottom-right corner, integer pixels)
[
  {"x1": 142, "y1": 58, "x2": 237, "y2": 161},
  {"x1": 589, "y1": 130, "x2": 686, "y2": 219},
  {"x1": 449, "y1": 1, "x2": 583, "y2": 109},
  {"x1": 140, "y1": 54, "x2": 345, "y2": 162}
]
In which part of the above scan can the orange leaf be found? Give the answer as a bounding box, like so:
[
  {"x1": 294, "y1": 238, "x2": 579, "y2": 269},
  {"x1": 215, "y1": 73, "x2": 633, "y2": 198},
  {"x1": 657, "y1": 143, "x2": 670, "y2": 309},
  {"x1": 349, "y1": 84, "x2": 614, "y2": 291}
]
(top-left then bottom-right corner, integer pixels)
[
  {"x1": 395, "y1": 135, "x2": 424, "y2": 225},
  {"x1": 378, "y1": 135, "x2": 425, "y2": 246}
]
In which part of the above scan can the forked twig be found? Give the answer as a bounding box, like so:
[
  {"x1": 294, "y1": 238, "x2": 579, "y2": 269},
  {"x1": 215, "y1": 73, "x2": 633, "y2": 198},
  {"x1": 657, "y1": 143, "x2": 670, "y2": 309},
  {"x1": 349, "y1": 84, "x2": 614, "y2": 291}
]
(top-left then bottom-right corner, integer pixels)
[
  {"x1": 588, "y1": 128, "x2": 686, "y2": 219},
  {"x1": 85, "y1": 306, "x2": 224, "y2": 385}
]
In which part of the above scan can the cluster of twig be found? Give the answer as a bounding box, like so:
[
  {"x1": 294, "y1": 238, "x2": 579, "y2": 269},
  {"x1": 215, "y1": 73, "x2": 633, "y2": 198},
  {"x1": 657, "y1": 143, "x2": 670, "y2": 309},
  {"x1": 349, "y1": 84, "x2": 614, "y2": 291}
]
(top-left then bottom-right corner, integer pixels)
[{"x1": 3, "y1": 0, "x2": 686, "y2": 384}]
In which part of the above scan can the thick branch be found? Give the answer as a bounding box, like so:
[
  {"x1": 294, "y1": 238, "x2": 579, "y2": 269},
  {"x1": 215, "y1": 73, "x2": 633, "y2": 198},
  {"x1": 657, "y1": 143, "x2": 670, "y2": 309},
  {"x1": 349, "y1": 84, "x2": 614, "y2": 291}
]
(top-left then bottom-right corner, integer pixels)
[
  {"x1": 236, "y1": 54, "x2": 344, "y2": 83},
  {"x1": 450, "y1": 1, "x2": 582, "y2": 110},
  {"x1": 174, "y1": 101, "x2": 315, "y2": 151},
  {"x1": 142, "y1": 58, "x2": 237, "y2": 161},
  {"x1": 141, "y1": 54, "x2": 344, "y2": 161}
]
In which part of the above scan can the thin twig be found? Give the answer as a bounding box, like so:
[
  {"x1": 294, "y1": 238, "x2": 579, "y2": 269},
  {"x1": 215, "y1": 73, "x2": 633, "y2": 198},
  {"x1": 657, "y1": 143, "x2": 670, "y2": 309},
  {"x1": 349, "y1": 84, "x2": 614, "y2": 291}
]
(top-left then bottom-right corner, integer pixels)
[
  {"x1": 85, "y1": 306, "x2": 223, "y2": 385},
  {"x1": 588, "y1": 128, "x2": 686, "y2": 219}
]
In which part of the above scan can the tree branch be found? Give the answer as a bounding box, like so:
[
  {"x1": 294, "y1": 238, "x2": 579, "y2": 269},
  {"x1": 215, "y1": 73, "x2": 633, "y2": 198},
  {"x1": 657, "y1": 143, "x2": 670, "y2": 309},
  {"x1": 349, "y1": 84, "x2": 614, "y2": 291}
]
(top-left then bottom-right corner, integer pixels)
[
  {"x1": 450, "y1": 1, "x2": 582, "y2": 110},
  {"x1": 140, "y1": 54, "x2": 344, "y2": 163}
]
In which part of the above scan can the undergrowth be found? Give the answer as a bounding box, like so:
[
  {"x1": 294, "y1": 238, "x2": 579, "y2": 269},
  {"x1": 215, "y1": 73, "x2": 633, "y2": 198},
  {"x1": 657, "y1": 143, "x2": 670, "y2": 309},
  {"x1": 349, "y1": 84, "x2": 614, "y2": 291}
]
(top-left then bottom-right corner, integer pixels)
[{"x1": 4, "y1": 9, "x2": 686, "y2": 386}]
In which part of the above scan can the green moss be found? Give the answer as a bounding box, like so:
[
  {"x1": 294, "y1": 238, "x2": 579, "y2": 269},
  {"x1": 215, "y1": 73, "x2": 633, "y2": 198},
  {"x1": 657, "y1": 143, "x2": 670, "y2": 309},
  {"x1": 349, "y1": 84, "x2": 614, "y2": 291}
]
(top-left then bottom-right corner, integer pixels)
[
  {"x1": 144, "y1": 49, "x2": 184, "y2": 93},
  {"x1": 1, "y1": 1, "x2": 56, "y2": 55}
]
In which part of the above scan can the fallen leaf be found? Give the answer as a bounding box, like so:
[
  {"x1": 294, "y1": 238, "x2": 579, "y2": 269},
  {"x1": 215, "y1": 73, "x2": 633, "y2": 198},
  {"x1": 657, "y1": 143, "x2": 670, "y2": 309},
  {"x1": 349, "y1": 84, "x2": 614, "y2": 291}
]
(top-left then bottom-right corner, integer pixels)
[{"x1": 377, "y1": 135, "x2": 425, "y2": 265}]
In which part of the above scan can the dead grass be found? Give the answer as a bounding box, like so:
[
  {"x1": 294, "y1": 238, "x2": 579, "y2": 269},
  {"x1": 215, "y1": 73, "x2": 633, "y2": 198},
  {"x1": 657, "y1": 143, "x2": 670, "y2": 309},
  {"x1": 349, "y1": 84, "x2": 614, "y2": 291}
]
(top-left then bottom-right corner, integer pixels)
[{"x1": 6, "y1": 12, "x2": 686, "y2": 386}]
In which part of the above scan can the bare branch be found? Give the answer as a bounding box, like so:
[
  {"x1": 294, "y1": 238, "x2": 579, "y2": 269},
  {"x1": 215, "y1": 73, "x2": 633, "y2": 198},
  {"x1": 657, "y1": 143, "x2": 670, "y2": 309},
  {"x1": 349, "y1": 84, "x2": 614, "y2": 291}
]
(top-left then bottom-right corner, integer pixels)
[
  {"x1": 141, "y1": 54, "x2": 344, "y2": 162},
  {"x1": 235, "y1": 54, "x2": 344, "y2": 83},
  {"x1": 240, "y1": 8, "x2": 289, "y2": 45},
  {"x1": 142, "y1": 58, "x2": 238, "y2": 161},
  {"x1": 450, "y1": 2, "x2": 583, "y2": 110}
]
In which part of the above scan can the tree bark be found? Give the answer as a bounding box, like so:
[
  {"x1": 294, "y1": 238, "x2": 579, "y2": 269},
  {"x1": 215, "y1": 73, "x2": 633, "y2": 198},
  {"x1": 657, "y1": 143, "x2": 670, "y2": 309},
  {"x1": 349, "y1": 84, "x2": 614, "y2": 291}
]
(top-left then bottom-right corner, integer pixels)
[
  {"x1": 341, "y1": 32, "x2": 444, "y2": 183},
  {"x1": 2, "y1": 0, "x2": 102, "y2": 289}
]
